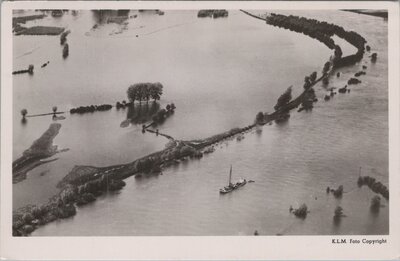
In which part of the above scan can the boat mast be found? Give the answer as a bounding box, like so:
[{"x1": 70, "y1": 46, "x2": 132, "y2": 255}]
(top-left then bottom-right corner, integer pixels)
[{"x1": 229, "y1": 165, "x2": 232, "y2": 185}]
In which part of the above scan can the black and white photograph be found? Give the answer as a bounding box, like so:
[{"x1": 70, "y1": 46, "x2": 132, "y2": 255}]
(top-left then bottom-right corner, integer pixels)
[{"x1": 1, "y1": 1, "x2": 400, "y2": 259}]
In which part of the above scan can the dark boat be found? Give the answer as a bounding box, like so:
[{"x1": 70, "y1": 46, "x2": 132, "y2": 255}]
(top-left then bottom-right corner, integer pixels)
[{"x1": 219, "y1": 165, "x2": 247, "y2": 194}]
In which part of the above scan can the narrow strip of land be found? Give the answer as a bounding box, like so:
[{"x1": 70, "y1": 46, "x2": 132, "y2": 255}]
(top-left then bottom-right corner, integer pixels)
[{"x1": 13, "y1": 123, "x2": 63, "y2": 183}]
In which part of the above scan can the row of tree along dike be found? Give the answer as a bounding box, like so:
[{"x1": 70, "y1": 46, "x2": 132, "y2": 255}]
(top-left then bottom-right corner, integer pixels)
[
  {"x1": 249, "y1": 10, "x2": 375, "y2": 125},
  {"x1": 264, "y1": 12, "x2": 367, "y2": 68},
  {"x1": 358, "y1": 176, "x2": 389, "y2": 200},
  {"x1": 255, "y1": 68, "x2": 327, "y2": 125}
]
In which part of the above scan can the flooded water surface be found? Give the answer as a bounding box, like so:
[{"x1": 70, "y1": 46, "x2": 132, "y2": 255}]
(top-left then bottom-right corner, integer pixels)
[{"x1": 12, "y1": 10, "x2": 388, "y2": 236}]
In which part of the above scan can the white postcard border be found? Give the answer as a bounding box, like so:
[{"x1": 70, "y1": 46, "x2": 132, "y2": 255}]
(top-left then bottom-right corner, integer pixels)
[{"x1": 1, "y1": 1, "x2": 399, "y2": 260}]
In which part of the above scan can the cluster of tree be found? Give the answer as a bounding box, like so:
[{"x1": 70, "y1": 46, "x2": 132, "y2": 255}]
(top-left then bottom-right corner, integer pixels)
[
  {"x1": 348, "y1": 77, "x2": 361, "y2": 85},
  {"x1": 28, "y1": 64, "x2": 35, "y2": 74},
  {"x1": 371, "y1": 53, "x2": 377, "y2": 63},
  {"x1": 59, "y1": 28, "x2": 70, "y2": 58},
  {"x1": 51, "y1": 10, "x2": 64, "y2": 17},
  {"x1": 76, "y1": 193, "x2": 96, "y2": 206},
  {"x1": 292, "y1": 203, "x2": 308, "y2": 218},
  {"x1": 62, "y1": 44, "x2": 69, "y2": 58},
  {"x1": 116, "y1": 100, "x2": 130, "y2": 109},
  {"x1": 303, "y1": 71, "x2": 318, "y2": 90},
  {"x1": 70, "y1": 104, "x2": 112, "y2": 114},
  {"x1": 60, "y1": 30, "x2": 70, "y2": 45},
  {"x1": 135, "y1": 156, "x2": 161, "y2": 174},
  {"x1": 333, "y1": 206, "x2": 344, "y2": 225},
  {"x1": 75, "y1": 175, "x2": 126, "y2": 205},
  {"x1": 322, "y1": 62, "x2": 331, "y2": 75},
  {"x1": 135, "y1": 10, "x2": 164, "y2": 15},
  {"x1": 274, "y1": 113, "x2": 290, "y2": 124},
  {"x1": 334, "y1": 206, "x2": 344, "y2": 219},
  {"x1": 298, "y1": 88, "x2": 316, "y2": 112},
  {"x1": 338, "y1": 85, "x2": 348, "y2": 94},
  {"x1": 255, "y1": 112, "x2": 265, "y2": 124},
  {"x1": 354, "y1": 71, "x2": 366, "y2": 77},
  {"x1": 357, "y1": 176, "x2": 389, "y2": 200},
  {"x1": 197, "y1": 10, "x2": 228, "y2": 18},
  {"x1": 322, "y1": 77, "x2": 329, "y2": 85},
  {"x1": 127, "y1": 82, "x2": 163, "y2": 104},
  {"x1": 20, "y1": 109, "x2": 28, "y2": 119},
  {"x1": 333, "y1": 45, "x2": 343, "y2": 63},
  {"x1": 326, "y1": 185, "x2": 344, "y2": 198},
  {"x1": 322, "y1": 62, "x2": 331, "y2": 85},
  {"x1": 152, "y1": 103, "x2": 176, "y2": 124},
  {"x1": 274, "y1": 86, "x2": 292, "y2": 111},
  {"x1": 51, "y1": 106, "x2": 58, "y2": 115}
]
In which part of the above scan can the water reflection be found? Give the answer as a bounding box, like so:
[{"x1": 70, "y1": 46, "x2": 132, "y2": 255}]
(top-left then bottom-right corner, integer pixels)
[
  {"x1": 120, "y1": 102, "x2": 161, "y2": 128},
  {"x1": 333, "y1": 215, "x2": 342, "y2": 226}
]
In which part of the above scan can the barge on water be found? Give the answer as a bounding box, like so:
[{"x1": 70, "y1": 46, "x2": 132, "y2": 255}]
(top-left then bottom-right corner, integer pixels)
[{"x1": 219, "y1": 165, "x2": 247, "y2": 194}]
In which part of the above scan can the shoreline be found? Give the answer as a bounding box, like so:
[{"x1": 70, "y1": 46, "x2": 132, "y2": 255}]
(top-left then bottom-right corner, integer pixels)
[
  {"x1": 13, "y1": 11, "x2": 378, "y2": 236},
  {"x1": 342, "y1": 9, "x2": 388, "y2": 19},
  {"x1": 13, "y1": 123, "x2": 62, "y2": 184}
]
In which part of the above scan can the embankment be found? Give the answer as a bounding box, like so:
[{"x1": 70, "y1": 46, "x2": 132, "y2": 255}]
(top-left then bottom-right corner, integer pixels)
[
  {"x1": 13, "y1": 123, "x2": 62, "y2": 183},
  {"x1": 15, "y1": 26, "x2": 65, "y2": 36},
  {"x1": 240, "y1": 10, "x2": 367, "y2": 69},
  {"x1": 342, "y1": 9, "x2": 388, "y2": 19}
]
